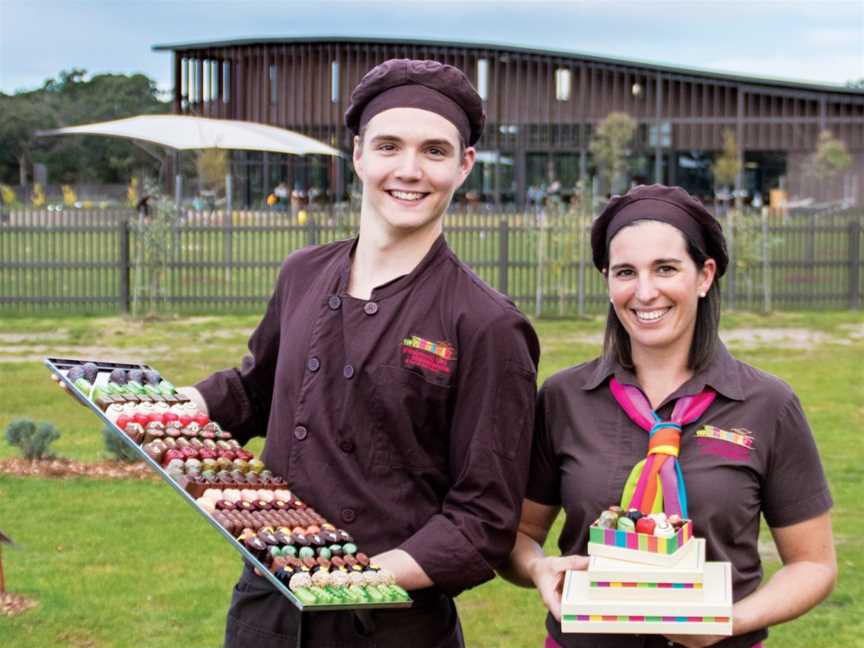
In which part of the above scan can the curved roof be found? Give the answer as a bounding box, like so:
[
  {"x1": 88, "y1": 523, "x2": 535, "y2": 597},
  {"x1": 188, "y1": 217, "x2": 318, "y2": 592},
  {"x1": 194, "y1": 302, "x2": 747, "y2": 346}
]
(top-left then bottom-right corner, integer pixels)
[{"x1": 153, "y1": 35, "x2": 864, "y2": 97}]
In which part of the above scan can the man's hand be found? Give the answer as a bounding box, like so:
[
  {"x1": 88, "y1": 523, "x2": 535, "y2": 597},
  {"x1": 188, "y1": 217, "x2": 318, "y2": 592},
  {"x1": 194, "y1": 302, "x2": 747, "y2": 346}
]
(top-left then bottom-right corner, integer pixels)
[
  {"x1": 50, "y1": 373, "x2": 85, "y2": 404},
  {"x1": 527, "y1": 554, "x2": 589, "y2": 621}
]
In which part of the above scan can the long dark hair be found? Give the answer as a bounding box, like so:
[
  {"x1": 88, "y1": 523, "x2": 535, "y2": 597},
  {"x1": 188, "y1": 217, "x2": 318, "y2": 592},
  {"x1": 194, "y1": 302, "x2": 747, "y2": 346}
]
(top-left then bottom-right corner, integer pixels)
[{"x1": 603, "y1": 236, "x2": 721, "y2": 372}]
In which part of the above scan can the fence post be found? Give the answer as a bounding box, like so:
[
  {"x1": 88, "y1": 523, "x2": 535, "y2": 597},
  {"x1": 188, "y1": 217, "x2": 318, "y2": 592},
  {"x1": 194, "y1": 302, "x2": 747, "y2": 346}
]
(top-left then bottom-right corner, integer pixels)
[
  {"x1": 727, "y1": 210, "x2": 736, "y2": 309},
  {"x1": 849, "y1": 220, "x2": 861, "y2": 309},
  {"x1": 306, "y1": 210, "x2": 319, "y2": 246},
  {"x1": 118, "y1": 215, "x2": 131, "y2": 314},
  {"x1": 761, "y1": 208, "x2": 771, "y2": 314},
  {"x1": 578, "y1": 220, "x2": 587, "y2": 318},
  {"x1": 498, "y1": 218, "x2": 509, "y2": 295}
]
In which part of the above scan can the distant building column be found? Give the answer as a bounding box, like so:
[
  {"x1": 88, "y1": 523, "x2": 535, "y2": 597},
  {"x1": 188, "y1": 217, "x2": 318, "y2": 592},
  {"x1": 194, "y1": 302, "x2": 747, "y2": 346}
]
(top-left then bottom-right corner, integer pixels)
[
  {"x1": 654, "y1": 72, "x2": 663, "y2": 183},
  {"x1": 515, "y1": 149, "x2": 527, "y2": 208}
]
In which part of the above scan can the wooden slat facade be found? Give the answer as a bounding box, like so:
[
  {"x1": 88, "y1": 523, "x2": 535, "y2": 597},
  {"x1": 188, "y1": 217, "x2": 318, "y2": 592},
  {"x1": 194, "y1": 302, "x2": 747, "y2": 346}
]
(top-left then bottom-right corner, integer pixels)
[{"x1": 155, "y1": 37, "x2": 864, "y2": 206}]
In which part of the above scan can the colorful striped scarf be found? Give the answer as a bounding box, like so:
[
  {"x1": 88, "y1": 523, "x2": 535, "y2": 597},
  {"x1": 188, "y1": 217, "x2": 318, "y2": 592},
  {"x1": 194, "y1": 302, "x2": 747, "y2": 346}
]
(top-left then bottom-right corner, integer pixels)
[{"x1": 610, "y1": 377, "x2": 715, "y2": 519}]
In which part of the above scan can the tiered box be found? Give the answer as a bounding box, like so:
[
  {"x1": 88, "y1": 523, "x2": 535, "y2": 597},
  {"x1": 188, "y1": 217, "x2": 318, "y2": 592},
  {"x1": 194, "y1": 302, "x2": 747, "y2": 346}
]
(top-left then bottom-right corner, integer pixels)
[{"x1": 562, "y1": 521, "x2": 732, "y2": 635}]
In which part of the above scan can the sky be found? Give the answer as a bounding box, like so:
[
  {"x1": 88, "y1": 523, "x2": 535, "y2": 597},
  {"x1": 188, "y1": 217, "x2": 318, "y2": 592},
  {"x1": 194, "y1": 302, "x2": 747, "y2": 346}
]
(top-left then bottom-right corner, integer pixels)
[{"x1": 1, "y1": 0, "x2": 862, "y2": 96}]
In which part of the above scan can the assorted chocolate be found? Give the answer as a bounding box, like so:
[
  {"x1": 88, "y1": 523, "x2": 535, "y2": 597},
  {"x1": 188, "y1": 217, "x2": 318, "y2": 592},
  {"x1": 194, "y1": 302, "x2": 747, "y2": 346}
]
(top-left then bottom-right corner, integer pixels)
[
  {"x1": 61, "y1": 360, "x2": 411, "y2": 607},
  {"x1": 595, "y1": 506, "x2": 686, "y2": 539},
  {"x1": 194, "y1": 487, "x2": 408, "y2": 604}
]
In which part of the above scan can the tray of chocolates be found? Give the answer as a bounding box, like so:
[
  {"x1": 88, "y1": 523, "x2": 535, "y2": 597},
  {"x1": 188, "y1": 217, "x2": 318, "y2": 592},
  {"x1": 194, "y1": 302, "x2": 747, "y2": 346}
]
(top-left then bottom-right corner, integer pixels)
[{"x1": 45, "y1": 357, "x2": 412, "y2": 611}]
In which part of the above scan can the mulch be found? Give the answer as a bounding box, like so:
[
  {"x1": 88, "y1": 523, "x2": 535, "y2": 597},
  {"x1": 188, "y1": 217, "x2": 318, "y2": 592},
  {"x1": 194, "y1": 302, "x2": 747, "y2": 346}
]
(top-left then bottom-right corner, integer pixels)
[
  {"x1": 0, "y1": 457, "x2": 156, "y2": 481},
  {"x1": 0, "y1": 592, "x2": 38, "y2": 617}
]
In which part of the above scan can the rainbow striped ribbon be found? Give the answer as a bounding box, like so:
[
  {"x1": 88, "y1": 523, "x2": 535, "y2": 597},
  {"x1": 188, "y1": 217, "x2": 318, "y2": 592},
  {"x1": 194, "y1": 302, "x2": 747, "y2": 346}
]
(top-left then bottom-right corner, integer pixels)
[{"x1": 610, "y1": 378, "x2": 715, "y2": 518}]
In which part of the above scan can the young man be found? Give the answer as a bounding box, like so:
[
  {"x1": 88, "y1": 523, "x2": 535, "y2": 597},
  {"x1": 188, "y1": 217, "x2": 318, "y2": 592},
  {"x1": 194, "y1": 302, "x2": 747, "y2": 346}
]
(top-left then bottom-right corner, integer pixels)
[{"x1": 187, "y1": 59, "x2": 540, "y2": 647}]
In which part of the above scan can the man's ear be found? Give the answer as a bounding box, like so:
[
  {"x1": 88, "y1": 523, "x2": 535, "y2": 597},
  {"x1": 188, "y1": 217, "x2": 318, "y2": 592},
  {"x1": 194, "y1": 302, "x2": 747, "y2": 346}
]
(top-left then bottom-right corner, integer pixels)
[
  {"x1": 459, "y1": 146, "x2": 477, "y2": 183},
  {"x1": 352, "y1": 134, "x2": 363, "y2": 179}
]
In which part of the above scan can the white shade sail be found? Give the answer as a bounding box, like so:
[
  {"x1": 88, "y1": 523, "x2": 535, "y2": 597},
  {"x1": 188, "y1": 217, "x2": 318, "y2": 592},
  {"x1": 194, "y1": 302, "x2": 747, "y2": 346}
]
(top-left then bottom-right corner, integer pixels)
[{"x1": 37, "y1": 114, "x2": 344, "y2": 157}]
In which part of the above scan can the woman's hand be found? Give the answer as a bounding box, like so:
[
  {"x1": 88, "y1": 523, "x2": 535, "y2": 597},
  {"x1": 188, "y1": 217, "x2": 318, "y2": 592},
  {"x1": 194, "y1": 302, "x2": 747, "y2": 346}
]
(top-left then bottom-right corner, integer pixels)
[{"x1": 527, "y1": 553, "x2": 589, "y2": 621}]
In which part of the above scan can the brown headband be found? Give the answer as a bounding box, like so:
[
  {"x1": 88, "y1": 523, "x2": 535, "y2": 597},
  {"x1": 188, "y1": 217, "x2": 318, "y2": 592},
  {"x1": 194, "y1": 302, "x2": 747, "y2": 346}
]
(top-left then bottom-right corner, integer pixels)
[
  {"x1": 358, "y1": 84, "x2": 471, "y2": 145},
  {"x1": 605, "y1": 197, "x2": 708, "y2": 253}
]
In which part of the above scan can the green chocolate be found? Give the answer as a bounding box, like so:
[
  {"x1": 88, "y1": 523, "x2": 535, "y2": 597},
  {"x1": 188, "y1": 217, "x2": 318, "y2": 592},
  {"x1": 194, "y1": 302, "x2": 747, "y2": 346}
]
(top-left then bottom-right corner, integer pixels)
[
  {"x1": 293, "y1": 588, "x2": 317, "y2": 606},
  {"x1": 342, "y1": 542, "x2": 357, "y2": 555},
  {"x1": 616, "y1": 517, "x2": 635, "y2": 532},
  {"x1": 298, "y1": 546, "x2": 315, "y2": 560},
  {"x1": 317, "y1": 547, "x2": 332, "y2": 559},
  {"x1": 308, "y1": 586, "x2": 333, "y2": 604},
  {"x1": 365, "y1": 586, "x2": 384, "y2": 603}
]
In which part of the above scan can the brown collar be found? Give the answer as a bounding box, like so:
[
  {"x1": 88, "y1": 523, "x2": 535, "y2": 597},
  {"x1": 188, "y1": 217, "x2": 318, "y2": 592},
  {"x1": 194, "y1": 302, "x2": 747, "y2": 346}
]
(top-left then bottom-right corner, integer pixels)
[{"x1": 581, "y1": 342, "x2": 745, "y2": 405}]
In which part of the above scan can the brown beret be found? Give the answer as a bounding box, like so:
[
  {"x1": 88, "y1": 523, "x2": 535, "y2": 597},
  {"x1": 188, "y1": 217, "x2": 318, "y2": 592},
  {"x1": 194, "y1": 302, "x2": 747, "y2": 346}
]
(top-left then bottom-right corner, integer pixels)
[
  {"x1": 591, "y1": 184, "x2": 729, "y2": 276},
  {"x1": 344, "y1": 59, "x2": 485, "y2": 146}
]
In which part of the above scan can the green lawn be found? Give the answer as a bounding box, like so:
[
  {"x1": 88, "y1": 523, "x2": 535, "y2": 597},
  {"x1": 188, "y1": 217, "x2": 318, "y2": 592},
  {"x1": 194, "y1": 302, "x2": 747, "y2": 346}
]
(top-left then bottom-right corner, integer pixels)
[{"x1": 1, "y1": 311, "x2": 862, "y2": 647}]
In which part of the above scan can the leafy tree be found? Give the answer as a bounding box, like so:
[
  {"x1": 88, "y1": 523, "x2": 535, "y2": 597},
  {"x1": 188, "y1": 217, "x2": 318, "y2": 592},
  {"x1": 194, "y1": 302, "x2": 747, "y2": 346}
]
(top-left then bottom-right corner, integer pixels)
[
  {"x1": 0, "y1": 69, "x2": 169, "y2": 186},
  {"x1": 713, "y1": 129, "x2": 741, "y2": 188},
  {"x1": 196, "y1": 148, "x2": 228, "y2": 194},
  {"x1": 805, "y1": 130, "x2": 852, "y2": 180},
  {"x1": 589, "y1": 112, "x2": 637, "y2": 193}
]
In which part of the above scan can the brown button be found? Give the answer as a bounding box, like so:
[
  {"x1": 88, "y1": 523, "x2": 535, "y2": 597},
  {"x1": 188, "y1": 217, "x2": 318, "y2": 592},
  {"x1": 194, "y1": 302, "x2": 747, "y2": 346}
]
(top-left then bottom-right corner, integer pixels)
[
  {"x1": 343, "y1": 364, "x2": 354, "y2": 379},
  {"x1": 293, "y1": 425, "x2": 308, "y2": 441},
  {"x1": 363, "y1": 301, "x2": 378, "y2": 315},
  {"x1": 307, "y1": 356, "x2": 320, "y2": 372},
  {"x1": 328, "y1": 295, "x2": 342, "y2": 310},
  {"x1": 341, "y1": 508, "x2": 356, "y2": 523},
  {"x1": 339, "y1": 440, "x2": 355, "y2": 454}
]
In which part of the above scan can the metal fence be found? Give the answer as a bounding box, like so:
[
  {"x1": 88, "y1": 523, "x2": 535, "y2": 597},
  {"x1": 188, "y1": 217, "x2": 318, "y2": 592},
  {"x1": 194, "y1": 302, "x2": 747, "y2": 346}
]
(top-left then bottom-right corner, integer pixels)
[{"x1": 1, "y1": 205, "x2": 861, "y2": 316}]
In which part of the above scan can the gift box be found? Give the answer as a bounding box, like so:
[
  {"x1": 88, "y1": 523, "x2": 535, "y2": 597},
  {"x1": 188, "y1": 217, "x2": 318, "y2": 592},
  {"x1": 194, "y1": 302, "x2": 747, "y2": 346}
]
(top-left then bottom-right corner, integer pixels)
[{"x1": 586, "y1": 518, "x2": 693, "y2": 567}]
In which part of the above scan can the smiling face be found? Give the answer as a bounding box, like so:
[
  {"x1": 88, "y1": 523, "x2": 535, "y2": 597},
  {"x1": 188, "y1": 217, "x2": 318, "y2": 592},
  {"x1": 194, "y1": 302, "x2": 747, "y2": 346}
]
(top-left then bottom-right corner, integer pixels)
[
  {"x1": 353, "y1": 107, "x2": 475, "y2": 236},
  {"x1": 607, "y1": 220, "x2": 716, "y2": 361}
]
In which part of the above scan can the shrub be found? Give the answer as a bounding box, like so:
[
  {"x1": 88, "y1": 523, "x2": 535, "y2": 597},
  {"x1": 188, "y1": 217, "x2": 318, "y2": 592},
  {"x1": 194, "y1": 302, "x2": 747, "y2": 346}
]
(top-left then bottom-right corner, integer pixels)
[
  {"x1": 102, "y1": 427, "x2": 141, "y2": 463},
  {"x1": 4, "y1": 419, "x2": 61, "y2": 460}
]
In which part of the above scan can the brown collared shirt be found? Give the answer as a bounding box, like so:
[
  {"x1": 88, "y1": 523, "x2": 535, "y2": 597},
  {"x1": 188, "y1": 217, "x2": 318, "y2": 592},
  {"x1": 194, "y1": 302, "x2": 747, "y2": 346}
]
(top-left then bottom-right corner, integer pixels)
[
  {"x1": 527, "y1": 344, "x2": 832, "y2": 648},
  {"x1": 196, "y1": 235, "x2": 540, "y2": 597}
]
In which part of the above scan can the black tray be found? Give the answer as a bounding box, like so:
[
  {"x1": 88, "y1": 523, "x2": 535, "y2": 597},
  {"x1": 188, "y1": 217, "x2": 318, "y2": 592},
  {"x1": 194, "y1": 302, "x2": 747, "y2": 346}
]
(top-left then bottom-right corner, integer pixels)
[{"x1": 45, "y1": 356, "x2": 412, "y2": 612}]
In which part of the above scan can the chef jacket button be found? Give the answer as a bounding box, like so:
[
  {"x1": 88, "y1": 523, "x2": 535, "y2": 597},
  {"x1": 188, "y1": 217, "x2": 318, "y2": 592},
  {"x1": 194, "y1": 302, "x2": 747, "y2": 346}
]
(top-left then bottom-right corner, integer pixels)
[
  {"x1": 307, "y1": 356, "x2": 320, "y2": 372},
  {"x1": 339, "y1": 439, "x2": 355, "y2": 454},
  {"x1": 328, "y1": 295, "x2": 342, "y2": 310},
  {"x1": 363, "y1": 301, "x2": 378, "y2": 315},
  {"x1": 293, "y1": 425, "x2": 308, "y2": 441},
  {"x1": 341, "y1": 508, "x2": 356, "y2": 523},
  {"x1": 343, "y1": 364, "x2": 355, "y2": 379}
]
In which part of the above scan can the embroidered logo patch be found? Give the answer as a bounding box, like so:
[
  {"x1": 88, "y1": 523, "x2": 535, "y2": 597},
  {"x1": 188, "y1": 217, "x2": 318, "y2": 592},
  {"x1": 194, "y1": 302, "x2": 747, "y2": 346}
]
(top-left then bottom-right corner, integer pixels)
[
  {"x1": 401, "y1": 335, "x2": 457, "y2": 375},
  {"x1": 696, "y1": 425, "x2": 754, "y2": 460}
]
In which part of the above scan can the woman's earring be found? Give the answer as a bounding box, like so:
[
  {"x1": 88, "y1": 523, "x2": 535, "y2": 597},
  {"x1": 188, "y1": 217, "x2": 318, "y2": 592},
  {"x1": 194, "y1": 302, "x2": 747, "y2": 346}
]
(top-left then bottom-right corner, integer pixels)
[{"x1": 699, "y1": 291, "x2": 706, "y2": 298}]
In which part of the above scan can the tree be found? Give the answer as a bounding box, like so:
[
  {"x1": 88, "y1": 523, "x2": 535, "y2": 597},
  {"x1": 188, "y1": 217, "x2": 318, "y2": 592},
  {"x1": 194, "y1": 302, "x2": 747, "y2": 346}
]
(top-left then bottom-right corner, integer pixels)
[
  {"x1": 0, "y1": 93, "x2": 57, "y2": 187},
  {"x1": 196, "y1": 148, "x2": 228, "y2": 194},
  {"x1": 589, "y1": 112, "x2": 637, "y2": 193},
  {"x1": 713, "y1": 129, "x2": 741, "y2": 188},
  {"x1": 0, "y1": 69, "x2": 169, "y2": 186},
  {"x1": 806, "y1": 130, "x2": 852, "y2": 180}
]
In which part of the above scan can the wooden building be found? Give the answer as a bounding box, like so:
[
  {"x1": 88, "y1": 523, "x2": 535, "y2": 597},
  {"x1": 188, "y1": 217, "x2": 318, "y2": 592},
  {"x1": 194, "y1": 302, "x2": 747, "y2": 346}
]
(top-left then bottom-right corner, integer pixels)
[{"x1": 153, "y1": 36, "x2": 864, "y2": 206}]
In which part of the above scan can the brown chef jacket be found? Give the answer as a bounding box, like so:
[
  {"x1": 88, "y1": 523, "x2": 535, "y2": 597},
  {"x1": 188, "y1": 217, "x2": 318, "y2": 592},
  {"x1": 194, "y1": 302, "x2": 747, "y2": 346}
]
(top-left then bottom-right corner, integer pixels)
[
  {"x1": 197, "y1": 234, "x2": 540, "y2": 597},
  {"x1": 527, "y1": 343, "x2": 832, "y2": 648}
]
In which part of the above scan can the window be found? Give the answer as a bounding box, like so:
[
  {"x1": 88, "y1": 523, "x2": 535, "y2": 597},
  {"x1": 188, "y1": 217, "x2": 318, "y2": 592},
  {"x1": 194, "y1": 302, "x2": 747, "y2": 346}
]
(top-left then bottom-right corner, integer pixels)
[
  {"x1": 269, "y1": 63, "x2": 278, "y2": 105},
  {"x1": 555, "y1": 68, "x2": 571, "y2": 102},
  {"x1": 223, "y1": 61, "x2": 230, "y2": 103},
  {"x1": 331, "y1": 61, "x2": 340, "y2": 103},
  {"x1": 477, "y1": 58, "x2": 489, "y2": 101}
]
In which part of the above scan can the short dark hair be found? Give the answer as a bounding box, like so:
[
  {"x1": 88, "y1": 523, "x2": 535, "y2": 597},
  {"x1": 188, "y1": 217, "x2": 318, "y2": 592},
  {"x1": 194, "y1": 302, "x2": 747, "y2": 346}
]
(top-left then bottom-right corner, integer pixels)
[{"x1": 602, "y1": 234, "x2": 721, "y2": 373}]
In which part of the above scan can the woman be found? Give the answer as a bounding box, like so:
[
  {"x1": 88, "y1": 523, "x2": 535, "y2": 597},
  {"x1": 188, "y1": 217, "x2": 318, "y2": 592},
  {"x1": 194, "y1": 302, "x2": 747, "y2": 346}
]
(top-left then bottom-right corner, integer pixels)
[{"x1": 502, "y1": 184, "x2": 836, "y2": 648}]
